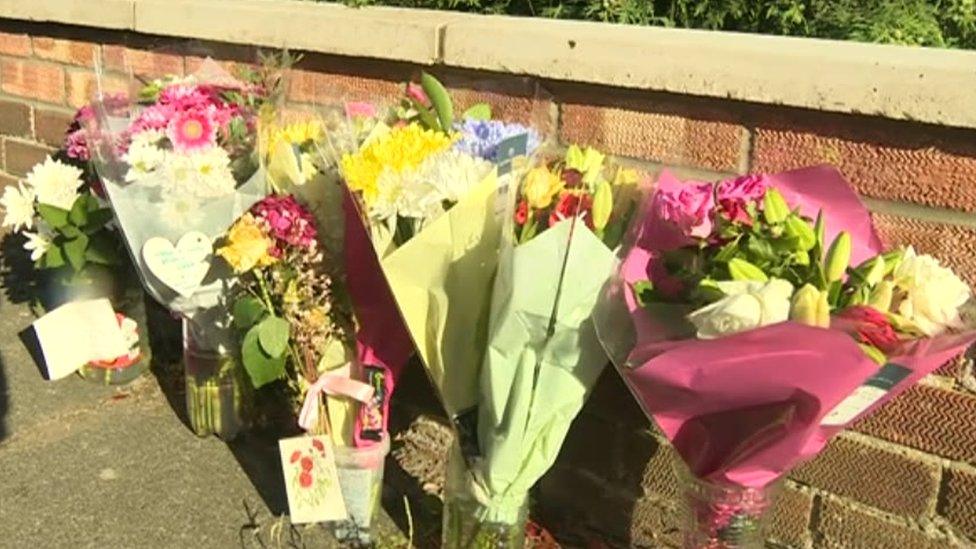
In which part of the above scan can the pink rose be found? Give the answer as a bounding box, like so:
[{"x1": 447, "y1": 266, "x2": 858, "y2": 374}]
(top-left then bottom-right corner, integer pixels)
[
  {"x1": 656, "y1": 183, "x2": 715, "y2": 239},
  {"x1": 833, "y1": 306, "x2": 901, "y2": 352},
  {"x1": 716, "y1": 175, "x2": 767, "y2": 224}
]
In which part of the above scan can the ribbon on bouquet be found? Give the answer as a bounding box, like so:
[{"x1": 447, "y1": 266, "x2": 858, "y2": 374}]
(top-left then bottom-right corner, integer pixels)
[{"x1": 298, "y1": 363, "x2": 375, "y2": 432}]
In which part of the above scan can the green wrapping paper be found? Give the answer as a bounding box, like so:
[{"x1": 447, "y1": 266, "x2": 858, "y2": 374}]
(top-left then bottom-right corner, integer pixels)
[{"x1": 469, "y1": 218, "x2": 618, "y2": 522}]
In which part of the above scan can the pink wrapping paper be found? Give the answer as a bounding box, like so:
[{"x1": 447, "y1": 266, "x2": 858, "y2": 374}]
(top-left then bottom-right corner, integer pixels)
[
  {"x1": 342, "y1": 189, "x2": 415, "y2": 446},
  {"x1": 614, "y1": 165, "x2": 975, "y2": 488}
]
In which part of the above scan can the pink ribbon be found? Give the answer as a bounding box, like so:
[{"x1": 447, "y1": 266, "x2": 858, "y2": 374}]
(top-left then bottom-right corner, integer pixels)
[{"x1": 297, "y1": 363, "x2": 375, "y2": 432}]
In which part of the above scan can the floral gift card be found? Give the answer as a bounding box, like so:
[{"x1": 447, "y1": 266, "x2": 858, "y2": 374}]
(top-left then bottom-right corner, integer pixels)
[{"x1": 278, "y1": 435, "x2": 348, "y2": 524}]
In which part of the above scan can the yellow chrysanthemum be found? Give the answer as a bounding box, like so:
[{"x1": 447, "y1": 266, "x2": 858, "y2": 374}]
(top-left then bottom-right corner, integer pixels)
[
  {"x1": 522, "y1": 166, "x2": 564, "y2": 209},
  {"x1": 281, "y1": 120, "x2": 324, "y2": 145},
  {"x1": 340, "y1": 123, "x2": 452, "y2": 206},
  {"x1": 216, "y1": 214, "x2": 276, "y2": 273}
]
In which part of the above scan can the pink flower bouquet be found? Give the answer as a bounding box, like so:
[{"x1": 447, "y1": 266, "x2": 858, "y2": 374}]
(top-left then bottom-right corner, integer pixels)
[{"x1": 596, "y1": 165, "x2": 975, "y2": 546}]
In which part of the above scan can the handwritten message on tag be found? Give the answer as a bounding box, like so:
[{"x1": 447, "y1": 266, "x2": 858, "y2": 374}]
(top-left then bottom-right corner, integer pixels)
[
  {"x1": 142, "y1": 232, "x2": 212, "y2": 298},
  {"x1": 32, "y1": 299, "x2": 129, "y2": 380},
  {"x1": 279, "y1": 435, "x2": 347, "y2": 524}
]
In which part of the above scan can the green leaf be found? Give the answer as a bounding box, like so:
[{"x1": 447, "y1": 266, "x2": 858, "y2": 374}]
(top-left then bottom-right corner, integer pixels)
[
  {"x1": 232, "y1": 296, "x2": 266, "y2": 329},
  {"x1": 408, "y1": 97, "x2": 440, "y2": 132},
  {"x1": 257, "y1": 315, "x2": 290, "y2": 358},
  {"x1": 37, "y1": 204, "x2": 69, "y2": 229},
  {"x1": 63, "y1": 234, "x2": 89, "y2": 272},
  {"x1": 68, "y1": 196, "x2": 88, "y2": 226},
  {"x1": 41, "y1": 245, "x2": 65, "y2": 269},
  {"x1": 420, "y1": 72, "x2": 453, "y2": 132},
  {"x1": 632, "y1": 280, "x2": 655, "y2": 307},
  {"x1": 241, "y1": 326, "x2": 286, "y2": 388},
  {"x1": 728, "y1": 258, "x2": 768, "y2": 282},
  {"x1": 84, "y1": 208, "x2": 114, "y2": 232},
  {"x1": 461, "y1": 103, "x2": 491, "y2": 121},
  {"x1": 84, "y1": 235, "x2": 121, "y2": 265}
]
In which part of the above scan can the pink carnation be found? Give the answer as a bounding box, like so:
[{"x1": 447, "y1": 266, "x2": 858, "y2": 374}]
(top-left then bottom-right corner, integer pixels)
[
  {"x1": 716, "y1": 174, "x2": 768, "y2": 224},
  {"x1": 250, "y1": 195, "x2": 318, "y2": 251},
  {"x1": 656, "y1": 183, "x2": 715, "y2": 239},
  {"x1": 65, "y1": 129, "x2": 91, "y2": 161},
  {"x1": 131, "y1": 104, "x2": 175, "y2": 133}
]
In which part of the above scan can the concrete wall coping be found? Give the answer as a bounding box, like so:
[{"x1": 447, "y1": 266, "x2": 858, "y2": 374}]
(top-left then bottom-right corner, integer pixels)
[{"x1": 2, "y1": 0, "x2": 975, "y2": 129}]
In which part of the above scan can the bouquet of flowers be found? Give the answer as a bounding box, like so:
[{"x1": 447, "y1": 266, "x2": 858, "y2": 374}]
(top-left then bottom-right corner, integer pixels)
[
  {"x1": 1, "y1": 101, "x2": 150, "y2": 384},
  {"x1": 85, "y1": 55, "x2": 288, "y2": 438},
  {"x1": 595, "y1": 166, "x2": 975, "y2": 547},
  {"x1": 443, "y1": 145, "x2": 646, "y2": 547},
  {"x1": 328, "y1": 73, "x2": 545, "y2": 449}
]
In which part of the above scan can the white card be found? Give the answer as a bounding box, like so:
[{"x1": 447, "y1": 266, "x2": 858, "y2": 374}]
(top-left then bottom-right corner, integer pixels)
[
  {"x1": 142, "y1": 232, "x2": 212, "y2": 298},
  {"x1": 32, "y1": 298, "x2": 130, "y2": 380},
  {"x1": 279, "y1": 435, "x2": 348, "y2": 524}
]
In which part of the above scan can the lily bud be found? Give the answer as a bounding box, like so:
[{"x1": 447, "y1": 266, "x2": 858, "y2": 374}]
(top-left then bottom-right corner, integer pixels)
[
  {"x1": 869, "y1": 280, "x2": 895, "y2": 311},
  {"x1": 825, "y1": 231, "x2": 852, "y2": 282},
  {"x1": 863, "y1": 255, "x2": 886, "y2": 286},
  {"x1": 592, "y1": 179, "x2": 613, "y2": 231},
  {"x1": 784, "y1": 216, "x2": 817, "y2": 251},
  {"x1": 728, "y1": 258, "x2": 768, "y2": 282},
  {"x1": 791, "y1": 284, "x2": 831, "y2": 328},
  {"x1": 763, "y1": 188, "x2": 790, "y2": 224}
]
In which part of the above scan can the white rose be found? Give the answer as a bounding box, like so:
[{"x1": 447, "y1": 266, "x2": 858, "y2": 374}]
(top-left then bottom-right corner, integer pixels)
[
  {"x1": 687, "y1": 278, "x2": 794, "y2": 339},
  {"x1": 892, "y1": 246, "x2": 971, "y2": 336}
]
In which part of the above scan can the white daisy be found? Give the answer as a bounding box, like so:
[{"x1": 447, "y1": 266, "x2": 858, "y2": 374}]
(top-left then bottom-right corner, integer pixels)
[
  {"x1": 26, "y1": 157, "x2": 82, "y2": 210},
  {"x1": 0, "y1": 182, "x2": 36, "y2": 232},
  {"x1": 123, "y1": 130, "x2": 167, "y2": 184},
  {"x1": 22, "y1": 225, "x2": 52, "y2": 261},
  {"x1": 188, "y1": 146, "x2": 236, "y2": 198}
]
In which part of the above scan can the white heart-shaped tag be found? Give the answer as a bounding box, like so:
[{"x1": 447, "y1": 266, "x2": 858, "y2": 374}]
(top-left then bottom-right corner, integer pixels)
[{"x1": 142, "y1": 232, "x2": 212, "y2": 298}]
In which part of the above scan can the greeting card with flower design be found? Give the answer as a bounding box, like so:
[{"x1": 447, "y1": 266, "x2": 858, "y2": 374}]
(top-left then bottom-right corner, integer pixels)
[{"x1": 278, "y1": 435, "x2": 347, "y2": 524}]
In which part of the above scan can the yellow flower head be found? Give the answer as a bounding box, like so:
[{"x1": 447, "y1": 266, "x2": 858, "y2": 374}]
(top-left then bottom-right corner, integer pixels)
[
  {"x1": 565, "y1": 145, "x2": 606, "y2": 186},
  {"x1": 217, "y1": 214, "x2": 277, "y2": 273},
  {"x1": 340, "y1": 123, "x2": 452, "y2": 206},
  {"x1": 522, "y1": 166, "x2": 564, "y2": 209},
  {"x1": 281, "y1": 120, "x2": 324, "y2": 145}
]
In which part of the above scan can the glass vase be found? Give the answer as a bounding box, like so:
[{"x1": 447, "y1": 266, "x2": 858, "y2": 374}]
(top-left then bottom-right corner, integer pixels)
[
  {"x1": 182, "y1": 319, "x2": 251, "y2": 440},
  {"x1": 442, "y1": 446, "x2": 528, "y2": 549},
  {"x1": 674, "y1": 462, "x2": 783, "y2": 549},
  {"x1": 330, "y1": 434, "x2": 391, "y2": 546}
]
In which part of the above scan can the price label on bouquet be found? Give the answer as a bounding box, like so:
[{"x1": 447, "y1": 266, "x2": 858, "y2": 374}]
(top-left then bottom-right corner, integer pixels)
[
  {"x1": 821, "y1": 363, "x2": 912, "y2": 426},
  {"x1": 278, "y1": 435, "x2": 347, "y2": 524}
]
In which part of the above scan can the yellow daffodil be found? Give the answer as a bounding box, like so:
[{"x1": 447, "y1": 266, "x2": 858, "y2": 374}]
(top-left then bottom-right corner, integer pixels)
[
  {"x1": 522, "y1": 166, "x2": 564, "y2": 209},
  {"x1": 217, "y1": 215, "x2": 276, "y2": 273},
  {"x1": 340, "y1": 123, "x2": 452, "y2": 207}
]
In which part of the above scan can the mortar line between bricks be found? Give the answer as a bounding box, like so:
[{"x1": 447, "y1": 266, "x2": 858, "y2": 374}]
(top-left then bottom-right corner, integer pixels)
[
  {"x1": 839, "y1": 430, "x2": 959, "y2": 468},
  {"x1": 863, "y1": 197, "x2": 976, "y2": 228}
]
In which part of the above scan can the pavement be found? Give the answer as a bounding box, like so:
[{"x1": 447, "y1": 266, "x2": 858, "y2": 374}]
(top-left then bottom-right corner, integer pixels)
[{"x1": 0, "y1": 237, "x2": 424, "y2": 548}]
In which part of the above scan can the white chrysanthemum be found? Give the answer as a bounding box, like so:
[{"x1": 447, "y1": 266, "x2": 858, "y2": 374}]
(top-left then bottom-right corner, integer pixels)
[
  {"x1": 893, "y1": 246, "x2": 971, "y2": 335},
  {"x1": 420, "y1": 150, "x2": 493, "y2": 204},
  {"x1": 0, "y1": 182, "x2": 36, "y2": 232},
  {"x1": 26, "y1": 157, "x2": 82, "y2": 210},
  {"x1": 189, "y1": 146, "x2": 236, "y2": 198},
  {"x1": 369, "y1": 168, "x2": 404, "y2": 222},
  {"x1": 159, "y1": 192, "x2": 204, "y2": 228},
  {"x1": 22, "y1": 225, "x2": 52, "y2": 262},
  {"x1": 123, "y1": 130, "x2": 167, "y2": 184}
]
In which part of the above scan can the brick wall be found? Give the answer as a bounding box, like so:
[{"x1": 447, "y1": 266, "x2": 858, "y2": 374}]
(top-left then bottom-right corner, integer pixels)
[{"x1": 1, "y1": 18, "x2": 975, "y2": 549}]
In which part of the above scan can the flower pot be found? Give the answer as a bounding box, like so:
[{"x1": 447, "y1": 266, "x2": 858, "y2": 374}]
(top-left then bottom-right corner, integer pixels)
[
  {"x1": 330, "y1": 434, "x2": 391, "y2": 545},
  {"x1": 674, "y1": 461, "x2": 783, "y2": 549},
  {"x1": 441, "y1": 446, "x2": 528, "y2": 549},
  {"x1": 182, "y1": 318, "x2": 251, "y2": 441}
]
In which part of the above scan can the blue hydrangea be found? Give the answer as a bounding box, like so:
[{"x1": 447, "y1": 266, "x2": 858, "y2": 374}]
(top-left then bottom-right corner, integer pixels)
[{"x1": 452, "y1": 118, "x2": 541, "y2": 163}]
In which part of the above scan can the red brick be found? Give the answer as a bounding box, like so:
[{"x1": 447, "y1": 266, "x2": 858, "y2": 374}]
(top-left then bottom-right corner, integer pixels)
[
  {"x1": 872, "y1": 212, "x2": 976, "y2": 287},
  {"x1": 4, "y1": 139, "x2": 53, "y2": 177},
  {"x1": 561, "y1": 102, "x2": 745, "y2": 173},
  {"x1": 941, "y1": 467, "x2": 976, "y2": 540},
  {"x1": 855, "y1": 385, "x2": 976, "y2": 465},
  {"x1": 31, "y1": 37, "x2": 99, "y2": 67},
  {"x1": 287, "y1": 68, "x2": 400, "y2": 105},
  {"x1": 0, "y1": 171, "x2": 19, "y2": 188},
  {"x1": 817, "y1": 498, "x2": 948, "y2": 549},
  {"x1": 768, "y1": 486, "x2": 813, "y2": 547},
  {"x1": 752, "y1": 117, "x2": 976, "y2": 212},
  {"x1": 0, "y1": 99, "x2": 31, "y2": 138},
  {"x1": 791, "y1": 437, "x2": 938, "y2": 516},
  {"x1": 65, "y1": 69, "x2": 128, "y2": 109},
  {"x1": 34, "y1": 108, "x2": 75, "y2": 147},
  {"x1": 0, "y1": 32, "x2": 31, "y2": 57},
  {"x1": 0, "y1": 58, "x2": 65, "y2": 104},
  {"x1": 449, "y1": 85, "x2": 553, "y2": 132},
  {"x1": 102, "y1": 45, "x2": 183, "y2": 78}
]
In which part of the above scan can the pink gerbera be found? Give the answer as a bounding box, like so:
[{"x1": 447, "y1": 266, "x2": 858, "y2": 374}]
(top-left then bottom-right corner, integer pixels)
[{"x1": 167, "y1": 109, "x2": 217, "y2": 152}]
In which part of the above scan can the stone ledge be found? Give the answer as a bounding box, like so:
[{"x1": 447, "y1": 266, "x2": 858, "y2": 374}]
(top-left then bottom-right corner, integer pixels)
[{"x1": 2, "y1": 0, "x2": 976, "y2": 129}]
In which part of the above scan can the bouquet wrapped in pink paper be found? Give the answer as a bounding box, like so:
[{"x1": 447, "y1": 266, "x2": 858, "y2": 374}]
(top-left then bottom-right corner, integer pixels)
[{"x1": 595, "y1": 165, "x2": 975, "y2": 547}]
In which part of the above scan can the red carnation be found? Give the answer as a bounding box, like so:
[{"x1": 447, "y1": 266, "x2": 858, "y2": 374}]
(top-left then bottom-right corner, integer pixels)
[
  {"x1": 833, "y1": 306, "x2": 901, "y2": 352},
  {"x1": 549, "y1": 192, "x2": 594, "y2": 229}
]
